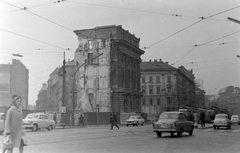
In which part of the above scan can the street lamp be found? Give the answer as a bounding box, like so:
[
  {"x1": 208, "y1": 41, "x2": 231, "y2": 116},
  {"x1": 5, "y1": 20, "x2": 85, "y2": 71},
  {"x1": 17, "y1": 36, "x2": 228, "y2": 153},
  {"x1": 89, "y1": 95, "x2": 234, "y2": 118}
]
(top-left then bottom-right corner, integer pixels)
[
  {"x1": 71, "y1": 53, "x2": 103, "y2": 126},
  {"x1": 228, "y1": 17, "x2": 240, "y2": 25}
]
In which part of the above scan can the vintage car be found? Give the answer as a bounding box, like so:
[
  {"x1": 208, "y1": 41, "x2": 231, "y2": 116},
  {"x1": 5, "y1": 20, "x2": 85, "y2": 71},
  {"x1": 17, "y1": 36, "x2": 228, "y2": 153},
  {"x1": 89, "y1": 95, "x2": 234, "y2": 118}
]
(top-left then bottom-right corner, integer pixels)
[
  {"x1": 231, "y1": 115, "x2": 240, "y2": 125},
  {"x1": 0, "y1": 113, "x2": 4, "y2": 134},
  {"x1": 153, "y1": 111, "x2": 194, "y2": 137},
  {"x1": 23, "y1": 113, "x2": 55, "y2": 131},
  {"x1": 126, "y1": 115, "x2": 145, "y2": 126},
  {"x1": 213, "y1": 114, "x2": 231, "y2": 129}
]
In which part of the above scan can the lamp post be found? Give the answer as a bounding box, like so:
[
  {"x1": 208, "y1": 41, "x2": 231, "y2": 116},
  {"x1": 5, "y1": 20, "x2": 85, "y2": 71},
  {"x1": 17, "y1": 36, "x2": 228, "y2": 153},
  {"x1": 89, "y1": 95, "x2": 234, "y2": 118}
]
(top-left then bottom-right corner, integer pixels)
[{"x1": 71, "y1": 53, "x2": 103, "y2": 126}]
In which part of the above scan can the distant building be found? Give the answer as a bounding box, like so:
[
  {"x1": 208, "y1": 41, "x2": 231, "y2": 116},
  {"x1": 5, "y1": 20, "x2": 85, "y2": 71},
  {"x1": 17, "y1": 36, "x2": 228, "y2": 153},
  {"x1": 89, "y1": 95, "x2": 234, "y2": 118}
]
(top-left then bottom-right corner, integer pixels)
[
  {"x1": 195, "y1": 86, "x2": 205, "y2": 108},
  {"x1": 140, "y1": 59, "x2": 195, "y2": 117},
  {"x1": 74, "y1": 25, "x2": 144, "y2": 113},
  {"x1": 35, "y1": 60, "x2": 75, "y2": 111},
  {"x1": 0, "y1": 59, "x2": 29, "y2": 109}
]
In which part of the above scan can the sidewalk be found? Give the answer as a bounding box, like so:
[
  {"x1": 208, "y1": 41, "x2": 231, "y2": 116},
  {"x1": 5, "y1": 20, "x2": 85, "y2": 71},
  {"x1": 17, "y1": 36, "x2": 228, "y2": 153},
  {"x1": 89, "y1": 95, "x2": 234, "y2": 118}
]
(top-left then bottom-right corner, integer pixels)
[{"x1": 195, "y1": 123, "x2": 213, "y2": 129}]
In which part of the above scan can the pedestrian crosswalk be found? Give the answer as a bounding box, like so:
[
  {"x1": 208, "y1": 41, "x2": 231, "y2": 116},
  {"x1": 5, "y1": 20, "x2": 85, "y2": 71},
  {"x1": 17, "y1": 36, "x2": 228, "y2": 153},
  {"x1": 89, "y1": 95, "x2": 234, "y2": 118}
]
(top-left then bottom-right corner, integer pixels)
[{"x1": 201, "y1": 128, "x2": 240, "y2": 133}]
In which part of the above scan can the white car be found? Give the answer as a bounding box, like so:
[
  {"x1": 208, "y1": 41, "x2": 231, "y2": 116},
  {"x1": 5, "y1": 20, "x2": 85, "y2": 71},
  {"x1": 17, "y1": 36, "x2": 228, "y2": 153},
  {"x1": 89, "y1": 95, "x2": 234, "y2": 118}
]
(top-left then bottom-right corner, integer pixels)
[
  {"x1": 0, "y1": 113, "x2": 4, "y2": 134},
  {"x1": 231, "y1": 115, "x2": 240, "y2": 125},
  {"x1": 126, "y1": 115, "x2": 145, "y2": 126},
  {"x1": 23, "y1": 113, "x2": 55, "y2": 131},
  {"x1": 213, "y1": 114, "x2": 231, "y2": 129}
]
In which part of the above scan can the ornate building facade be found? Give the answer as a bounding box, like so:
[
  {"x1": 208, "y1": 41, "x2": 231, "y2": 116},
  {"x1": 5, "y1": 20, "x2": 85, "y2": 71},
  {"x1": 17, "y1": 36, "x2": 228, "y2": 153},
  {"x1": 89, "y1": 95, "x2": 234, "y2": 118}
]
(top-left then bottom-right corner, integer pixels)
[{"x1": 74, "y1": 25, "x2": 144, "y2": 113}]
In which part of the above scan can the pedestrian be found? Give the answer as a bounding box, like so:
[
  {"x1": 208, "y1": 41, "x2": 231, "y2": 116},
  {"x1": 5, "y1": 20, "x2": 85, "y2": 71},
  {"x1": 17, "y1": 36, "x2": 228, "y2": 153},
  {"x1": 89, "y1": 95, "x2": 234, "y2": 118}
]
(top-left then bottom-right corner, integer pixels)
[
  {"x1": 187, "y1": 110, "x2": 194, "y2": 122},
  {"x1": 200, "y1": 110, "x2": 206, "y2": 127},
  {"x1": 53, "y1": 112, "x2": 57, "y2": 124},
  {"x1": 2, "y1": 95, "x2": 27, "y2": 153},
  {"x1": 79, "y1": 114, "x2": 85, "y2": 127},
  {"x1": 110, "y1": 112, "x2": 119, "y2": 130}
]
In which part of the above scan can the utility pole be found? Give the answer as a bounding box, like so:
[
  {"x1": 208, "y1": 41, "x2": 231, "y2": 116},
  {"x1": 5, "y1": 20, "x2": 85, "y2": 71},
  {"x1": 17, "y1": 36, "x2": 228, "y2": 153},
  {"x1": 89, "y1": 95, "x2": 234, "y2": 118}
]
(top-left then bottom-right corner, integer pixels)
[{"x1": 62, "y1": 52, "x2": 66, "y2": 106}]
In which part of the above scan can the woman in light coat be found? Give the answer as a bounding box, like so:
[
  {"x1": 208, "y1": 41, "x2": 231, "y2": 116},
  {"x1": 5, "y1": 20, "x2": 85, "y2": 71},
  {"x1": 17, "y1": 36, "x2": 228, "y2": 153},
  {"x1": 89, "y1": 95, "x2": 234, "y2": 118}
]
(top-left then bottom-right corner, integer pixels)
[{"x1": 3, "y1": 96, "x2": 27, "y2": 153}]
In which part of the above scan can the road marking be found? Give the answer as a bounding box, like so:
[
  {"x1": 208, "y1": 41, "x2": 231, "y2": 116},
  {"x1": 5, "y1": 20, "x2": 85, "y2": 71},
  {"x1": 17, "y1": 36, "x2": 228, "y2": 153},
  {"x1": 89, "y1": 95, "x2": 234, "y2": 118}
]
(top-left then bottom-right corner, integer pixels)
[{"x1": 232, "y1": 130, "x2": 240, "y2": 133}]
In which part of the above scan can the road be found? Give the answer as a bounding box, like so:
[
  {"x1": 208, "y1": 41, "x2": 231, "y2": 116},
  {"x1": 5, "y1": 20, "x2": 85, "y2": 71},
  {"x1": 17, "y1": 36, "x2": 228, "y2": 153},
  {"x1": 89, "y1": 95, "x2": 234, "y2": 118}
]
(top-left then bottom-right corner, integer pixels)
[{"x1": 0, "y1": 124, "x2": 240, "y2": 153}]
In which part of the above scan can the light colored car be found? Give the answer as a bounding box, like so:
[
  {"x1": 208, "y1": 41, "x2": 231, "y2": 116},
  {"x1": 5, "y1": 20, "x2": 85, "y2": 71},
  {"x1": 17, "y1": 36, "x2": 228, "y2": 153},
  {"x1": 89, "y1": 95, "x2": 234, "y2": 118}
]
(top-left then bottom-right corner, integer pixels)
[
  {"x1": 0, "y1": 113, "x2": 4, "y2": 134},
  {"x1": 23, "y1": 113, "x2": 55, "y2": 131},
  {"x1": 213, "y1": 114, "x2": 231, "y2": 129},
  {"x1": 153, "y1": 111, "x2": 194, "y2": 137},
  {"x1": 231, "y1": 115, "x2": 240, "y2": 125},
  {"x1": 126, "y1": 115, "x2": 145, "y2": 126}
]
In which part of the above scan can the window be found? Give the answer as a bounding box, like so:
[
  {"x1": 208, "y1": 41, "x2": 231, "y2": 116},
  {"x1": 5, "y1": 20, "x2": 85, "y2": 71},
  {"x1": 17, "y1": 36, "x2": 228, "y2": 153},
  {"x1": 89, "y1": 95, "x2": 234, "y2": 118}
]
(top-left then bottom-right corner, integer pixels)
[
  {"x1": 142, "y1": 76, "x2": 145, "y2": 83},
  {"x1": 167, "y1": 97, "x2": 172, "y2": 106},
  {"x1": 150, "y1": 99, "x2": 153, "y2": 105},
  {"x1": 149, "y1": 76, "x2": 153, "y2": 83},
  {"x1": 142, "y1": 86, "x2": 146, "y2": 94},
  {"x1": 142, "y1": 98, "x2": 145, "y2": 105},
  {"x1": 157, "y1": 98, "x2": 160, "y2": 105},
  {"x1": 88, "y1": 53, "x2": 93, "y2": 65},
  {"x1": 167, "y1": 76, "x2": 172, "y2": 83},
  {"x1": 39, "y1": 115, "x2": 44, "y2": 119},
  {"x1": 156, "y1": 76, "x2": 160, "y2": 83},
  {"x1": 156, "y1": 86, "x2": 161, "y2": 94},
  {"x1": 149, "y1": 85, "x2": 153, "y2": 94}
]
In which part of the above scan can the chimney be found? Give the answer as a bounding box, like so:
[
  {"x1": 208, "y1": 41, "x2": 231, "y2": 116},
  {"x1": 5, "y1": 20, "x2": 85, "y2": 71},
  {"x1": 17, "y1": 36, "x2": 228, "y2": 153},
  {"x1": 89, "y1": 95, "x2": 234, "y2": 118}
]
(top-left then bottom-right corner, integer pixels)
[
  {"x1": 159, "y1": 59, "x2": 162, "y2": 61},
  {"x1": 154, "y1": 59, "x2": 157, "y2": 62},
  {"x1": 149, "y1": 59, "x2": 151, "y2": 62}
]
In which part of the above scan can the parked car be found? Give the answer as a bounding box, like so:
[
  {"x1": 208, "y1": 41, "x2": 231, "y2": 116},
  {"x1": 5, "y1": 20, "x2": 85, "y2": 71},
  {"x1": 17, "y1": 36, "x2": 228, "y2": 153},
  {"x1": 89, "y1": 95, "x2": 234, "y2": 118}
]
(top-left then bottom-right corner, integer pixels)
[
  {"x1": 213, "y1": 114, "x2": 231, "y2": 129},
  {"x1": 231, "y1": 115, "x2": 240, "y2": 125},
  {"x1": 0, "y1": 113, "x2": 4, "y2": 134},
  {"x1": 153, "y1": 111, "x2": 194, "y2": 137},
  {"x1": 23, "y1": 113, "x2": 55, "y2": 131},
  {"x1": 126, "y1": 115, "x2": 145, "y2": 126}
]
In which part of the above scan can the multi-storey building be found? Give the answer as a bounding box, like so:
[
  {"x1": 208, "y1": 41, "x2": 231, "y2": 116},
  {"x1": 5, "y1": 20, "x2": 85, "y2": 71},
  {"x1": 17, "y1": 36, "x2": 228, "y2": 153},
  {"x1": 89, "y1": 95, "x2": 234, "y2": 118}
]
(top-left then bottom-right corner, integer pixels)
[
  {"x1": 140, "y1": 59, "x2": 195, "y2": 116},
  {"x1": 36, "y1": 60, "x2": 75, "y2": 111},
  {"x1": 0, "y1": 59, "x2": 29, "y2": 109},
  {"x1": 74, "y1": 25, "x2": 144, "y2": 113}
]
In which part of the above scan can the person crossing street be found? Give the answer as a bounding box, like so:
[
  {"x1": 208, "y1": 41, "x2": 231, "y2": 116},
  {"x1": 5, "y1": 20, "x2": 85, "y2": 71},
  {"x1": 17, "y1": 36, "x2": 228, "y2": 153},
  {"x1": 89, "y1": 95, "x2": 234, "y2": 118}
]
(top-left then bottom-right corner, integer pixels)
[{"x1": 110, "y1": 112, "x2": 119, "y2": 130}]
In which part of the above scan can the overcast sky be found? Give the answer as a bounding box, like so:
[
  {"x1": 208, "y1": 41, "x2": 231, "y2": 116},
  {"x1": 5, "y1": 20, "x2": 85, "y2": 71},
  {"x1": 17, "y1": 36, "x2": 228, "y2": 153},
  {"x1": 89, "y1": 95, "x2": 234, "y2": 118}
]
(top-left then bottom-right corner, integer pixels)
[{"x1": 0, "y1": 0, "x2": 240, "y2": 105}]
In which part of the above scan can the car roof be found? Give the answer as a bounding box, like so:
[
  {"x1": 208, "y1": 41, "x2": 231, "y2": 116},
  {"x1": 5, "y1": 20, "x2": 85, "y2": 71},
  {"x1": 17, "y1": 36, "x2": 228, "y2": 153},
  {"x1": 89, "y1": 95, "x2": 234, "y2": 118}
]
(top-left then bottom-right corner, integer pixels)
[
  {"x1": 216, "y1": 114, "x2": 227, "y2": 116},
  {"x1": 162, "y1": 111, "x2": 182, "y2": 114}
]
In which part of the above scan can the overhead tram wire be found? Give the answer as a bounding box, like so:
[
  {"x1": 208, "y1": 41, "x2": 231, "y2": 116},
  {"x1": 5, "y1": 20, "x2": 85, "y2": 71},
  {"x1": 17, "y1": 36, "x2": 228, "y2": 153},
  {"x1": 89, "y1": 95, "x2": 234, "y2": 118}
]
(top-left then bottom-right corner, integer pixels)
[
  {"x1": 67, "y1": 0, "x2": 227, "y2": 21},
  {"x1": 0, "y1": 0, "x2": 57, "y2": 15},
  {"x1": 0, "y1": 28, "x2": 72, "y2": 51},
  {"x1": 173, "y1": 30, "x2": 240, "y2": 65},
  {"x1": 144, "y1": 5, "x2": 240, "y2": 50}
]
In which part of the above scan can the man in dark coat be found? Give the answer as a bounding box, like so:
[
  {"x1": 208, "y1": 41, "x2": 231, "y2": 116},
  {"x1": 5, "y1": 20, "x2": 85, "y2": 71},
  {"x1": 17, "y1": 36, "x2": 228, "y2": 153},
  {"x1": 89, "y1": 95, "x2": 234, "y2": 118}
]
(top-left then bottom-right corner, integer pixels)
[
  {"x1": 110, "y1": 112, "x2": 119, "y2": 130},
  {"x1": 200, "y1": 110, "x2": 206, "y2": 127}
]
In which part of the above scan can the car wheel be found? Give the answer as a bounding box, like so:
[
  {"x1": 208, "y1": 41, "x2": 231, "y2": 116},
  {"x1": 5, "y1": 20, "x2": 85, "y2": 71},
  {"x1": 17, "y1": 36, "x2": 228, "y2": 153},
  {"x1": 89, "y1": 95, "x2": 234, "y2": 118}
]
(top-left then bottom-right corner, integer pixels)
[
  {"x1": 189, "y1": 128, "x2": 193, "y2": 136},
  {"x1": 157, "y1": 131, "x2": 162, "y2": 137},
  {"x1": 32, "y1": 124, "x2": 38, "y2": 132},
  {"x1": 213, "y1": 126, "x2": 216, "y2": 129},
  {"x1": 47, "y1": 125, "x2": 51, "y2": 131},
  {"x1": 177, "y1": 128, "x2": 183, "y2": 137},
  {"x1": 229, "y1": 126, "x2": 231, "y2": 129},
  {"x1": 170, "y1": 132, "x2": 174, "y2": 137},
  {"x1": 141, "y1": 122, "x2": 144, "y2": 126},
  {"x1": 136, "y1": 122, "x2": 138, "y2": 126},
  {"x1": 126, "y1": 124, "x2": 129, "y2": 126},
  {"x1": 217, "y1": 126, "x2": 219, "y2": 129}
]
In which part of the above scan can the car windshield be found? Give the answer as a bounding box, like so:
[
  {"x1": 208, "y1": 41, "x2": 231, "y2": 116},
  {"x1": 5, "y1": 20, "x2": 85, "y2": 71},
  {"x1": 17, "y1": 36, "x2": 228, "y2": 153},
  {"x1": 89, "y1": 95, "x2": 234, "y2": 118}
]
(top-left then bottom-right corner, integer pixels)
[
  {"x1": 130, "y1": 116, "x2": 138, "y2": 119},
  {"x1": 159, "y1": 113, "x2": 178, "y2": 119},
  {"x1": 215, "y1": 115, "x2": 227, "y2": 119},
  {"x1": 26, "y1": 114, "x2": 38, "y2": 119}
]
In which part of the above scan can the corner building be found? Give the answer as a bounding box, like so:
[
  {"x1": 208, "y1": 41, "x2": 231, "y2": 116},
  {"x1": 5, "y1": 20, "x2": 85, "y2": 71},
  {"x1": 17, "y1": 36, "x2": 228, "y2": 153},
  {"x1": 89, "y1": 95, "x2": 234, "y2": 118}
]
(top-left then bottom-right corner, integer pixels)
[
  {"x1": 74, "y1": 25, "x2": 144, "y2": 113},
  {"x1": 140, "y1": 59, "x2": 195, "y2": 117}
]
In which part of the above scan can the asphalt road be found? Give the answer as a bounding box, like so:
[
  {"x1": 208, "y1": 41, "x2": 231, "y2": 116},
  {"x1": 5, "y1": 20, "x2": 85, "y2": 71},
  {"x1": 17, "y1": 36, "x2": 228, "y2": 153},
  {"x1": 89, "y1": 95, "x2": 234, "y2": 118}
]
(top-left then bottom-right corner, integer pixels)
[{"x1": 1, "y1": 124, "x2": 240, "y2": 153}]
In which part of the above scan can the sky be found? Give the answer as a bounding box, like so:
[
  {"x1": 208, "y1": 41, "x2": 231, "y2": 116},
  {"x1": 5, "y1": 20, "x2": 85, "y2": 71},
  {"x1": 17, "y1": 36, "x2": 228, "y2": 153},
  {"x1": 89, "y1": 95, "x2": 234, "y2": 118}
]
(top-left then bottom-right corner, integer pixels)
[{"x1": 0, "y1": 0, "x2": 240, "y2": 105}]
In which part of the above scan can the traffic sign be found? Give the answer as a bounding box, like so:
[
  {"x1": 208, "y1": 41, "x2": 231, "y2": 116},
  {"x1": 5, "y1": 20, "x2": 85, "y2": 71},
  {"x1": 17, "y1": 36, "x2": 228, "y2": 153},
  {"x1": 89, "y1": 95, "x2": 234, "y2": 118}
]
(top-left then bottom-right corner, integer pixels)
[{"x1": 59, "y1": 106, "x2": 66, "y2": 113}]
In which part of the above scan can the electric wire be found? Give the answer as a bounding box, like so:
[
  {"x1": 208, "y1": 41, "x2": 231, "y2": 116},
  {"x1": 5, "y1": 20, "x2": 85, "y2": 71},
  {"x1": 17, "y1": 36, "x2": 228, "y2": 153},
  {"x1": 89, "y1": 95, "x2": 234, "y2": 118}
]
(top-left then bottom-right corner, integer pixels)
[
  {"x1": 0, "y1": 28, "x2": 71, "y2": 50},
  {"x1": 173, "y1": 30, "x2": 240, "y2": 65},
  {"x1": 144, "y1": 5, "x2": 240, "y2": 49},
  {"x1": 66, "y1": 0, "x2": 227, "y2": 21}
]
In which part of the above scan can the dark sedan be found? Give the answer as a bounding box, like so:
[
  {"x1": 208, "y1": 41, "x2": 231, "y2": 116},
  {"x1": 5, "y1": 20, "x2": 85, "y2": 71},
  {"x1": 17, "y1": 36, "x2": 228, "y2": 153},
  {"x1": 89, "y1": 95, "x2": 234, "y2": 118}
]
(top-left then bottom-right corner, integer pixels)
[{"x1": 153, "y1": 111, "x2": 194, "y2": 137}]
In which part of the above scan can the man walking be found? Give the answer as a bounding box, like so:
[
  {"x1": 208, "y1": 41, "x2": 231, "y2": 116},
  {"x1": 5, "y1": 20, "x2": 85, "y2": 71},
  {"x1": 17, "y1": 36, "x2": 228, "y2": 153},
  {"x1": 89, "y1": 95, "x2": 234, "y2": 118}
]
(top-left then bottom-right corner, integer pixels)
[
  {"x1": 79, "y1": 114, "x2": 85, "y2": 127},
  {"x1": 200, "y1": 110, "x2": 206, "y2": 127},
  {"x1": 110, "y1": 112, "x2": 119, "y2": 130}
]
